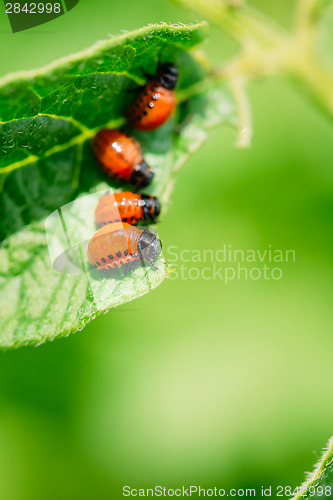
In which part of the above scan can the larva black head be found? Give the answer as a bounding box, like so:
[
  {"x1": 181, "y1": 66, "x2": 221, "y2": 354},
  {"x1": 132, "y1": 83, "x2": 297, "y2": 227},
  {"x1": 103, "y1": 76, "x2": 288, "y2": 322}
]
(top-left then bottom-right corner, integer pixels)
[
  {"x1": 138, "y1": 229, "x2": 162, "y2": 267},
  {"x1": 158, "y1": 62, "x2": 178, "y2": 90},
  {"x1": 130, "y1": 161, "x2": 154, "y2": 188},
  {"x1": 141, "y1": 194, "x2": 161, "y2": 222}
]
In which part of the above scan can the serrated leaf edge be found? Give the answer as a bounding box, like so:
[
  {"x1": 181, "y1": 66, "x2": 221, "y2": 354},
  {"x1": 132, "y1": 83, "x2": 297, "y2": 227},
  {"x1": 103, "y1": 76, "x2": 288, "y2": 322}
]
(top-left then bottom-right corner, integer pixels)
[
  {"x1": 292, "y1": 437, "x2": 333, "y2": 499},
  {"x1": 0, "y1": 22, "x2": 208, "y2": 87}
]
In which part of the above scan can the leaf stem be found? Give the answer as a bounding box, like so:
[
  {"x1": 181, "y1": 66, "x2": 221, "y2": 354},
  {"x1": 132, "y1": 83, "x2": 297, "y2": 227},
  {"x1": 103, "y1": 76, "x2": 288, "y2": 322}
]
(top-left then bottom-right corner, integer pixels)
[{"x1": 177, "y1": 70, "x2": 228, "y2": 103}]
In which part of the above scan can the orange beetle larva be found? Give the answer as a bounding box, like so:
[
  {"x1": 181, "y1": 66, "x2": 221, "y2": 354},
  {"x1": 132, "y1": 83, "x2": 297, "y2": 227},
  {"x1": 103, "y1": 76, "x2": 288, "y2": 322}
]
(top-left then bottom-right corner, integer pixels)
[
  {"x1": 95, "y1": 191, "x2": 161, "y2": 227},
  {"x1": 87, "y1": 222, "x2": 162, "y2": 273},
  {"x1": 126, "y1": 62, "x2": 178, "y2": 131},
  {"x1": 92, "y1": 129, "x2": 154, "y2": 188}
]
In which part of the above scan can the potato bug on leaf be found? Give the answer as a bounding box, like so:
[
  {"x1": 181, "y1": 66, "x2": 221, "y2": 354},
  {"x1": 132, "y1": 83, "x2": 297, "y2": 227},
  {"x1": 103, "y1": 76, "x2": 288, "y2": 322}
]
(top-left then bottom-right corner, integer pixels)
[
  {"x1": 95, "y1": 191, "x2": 161, "y2": 227},
  {"x1": 87, "y1": 222, "x2": 162, "y2": 274},
  {"x1": 92, "y1": 129, "x2": 154, "y2": 188},
  {"x1": 126, "y1": 61, "x2": 178, "y2": 131}
]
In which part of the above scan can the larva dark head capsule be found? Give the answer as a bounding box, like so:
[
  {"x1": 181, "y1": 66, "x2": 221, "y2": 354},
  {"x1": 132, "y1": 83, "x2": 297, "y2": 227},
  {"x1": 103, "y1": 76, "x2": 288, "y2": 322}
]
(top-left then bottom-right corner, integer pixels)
[
  {"x1": 141, "y1": 194, "x2": 161, "y2": 221},
  {"x1": 158, "y1": 62, "x2": 178, "y2": 90},
  {"x1": 129, "y1": 161, "x2": 154, "y2": 188},
  {"x1": 137, "y1": 229, "x2": 162, "y2": 267}
]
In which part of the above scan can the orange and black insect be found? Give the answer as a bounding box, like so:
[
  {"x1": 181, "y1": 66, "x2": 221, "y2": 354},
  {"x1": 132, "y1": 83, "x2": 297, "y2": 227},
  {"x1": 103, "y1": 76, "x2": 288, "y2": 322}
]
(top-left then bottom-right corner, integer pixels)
[
  {"x1": 92, "y1": 128, "x2": 154, "y2": 188},
  {"x1": 87, "y1": 222, "x2": 162, "y2": 273},
  {"x1": 126, "y1": 62, "x2": 178, "y2": 131},
  {"x1": 95, "y1": 191, "x2": 161, "y2": 227}
]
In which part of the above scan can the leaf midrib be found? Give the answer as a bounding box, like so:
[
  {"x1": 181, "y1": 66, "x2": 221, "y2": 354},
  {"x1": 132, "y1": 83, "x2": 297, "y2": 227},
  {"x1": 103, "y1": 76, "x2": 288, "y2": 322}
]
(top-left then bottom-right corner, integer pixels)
[{"x1": 0, "y1": 115, "x2": 125, "y2": 176}]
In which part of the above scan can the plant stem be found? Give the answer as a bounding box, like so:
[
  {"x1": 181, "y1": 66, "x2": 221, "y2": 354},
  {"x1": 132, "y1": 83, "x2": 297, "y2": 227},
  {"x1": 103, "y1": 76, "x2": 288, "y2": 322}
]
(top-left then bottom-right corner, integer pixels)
[
  {"x1": 173, "y1": 0, "x2": 333, "y2": 125},
  {"x1": 172, "y1": 0, "x2": 286, "y2": 46},
  {"x1": 227, "y1": 76, "x2": 252, "y2": 148},
  {"x1": 294, "y1": 0, "x2": 320, "y2": 37}
]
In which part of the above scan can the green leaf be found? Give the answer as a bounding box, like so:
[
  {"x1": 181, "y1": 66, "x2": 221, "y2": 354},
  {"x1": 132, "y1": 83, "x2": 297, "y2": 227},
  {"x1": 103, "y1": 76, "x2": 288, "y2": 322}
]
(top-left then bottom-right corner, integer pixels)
[
  {"x1": 0, "y1": 23, "x2": 238, "y2": 349},
  {"x1": 292, "y1": 438, "x2": 333, "y2": 499}
]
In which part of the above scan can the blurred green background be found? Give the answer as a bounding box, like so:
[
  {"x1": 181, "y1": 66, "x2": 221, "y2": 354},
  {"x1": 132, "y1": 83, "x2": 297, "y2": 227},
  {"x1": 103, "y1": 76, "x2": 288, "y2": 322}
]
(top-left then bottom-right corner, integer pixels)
[{"x1": 1, "y1": 0, "x2": 333, "y2": 498}]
